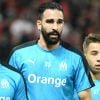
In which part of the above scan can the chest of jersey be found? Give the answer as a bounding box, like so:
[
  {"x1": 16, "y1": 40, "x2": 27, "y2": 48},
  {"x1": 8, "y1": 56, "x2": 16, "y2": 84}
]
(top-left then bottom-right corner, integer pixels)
[{"x1": 19, "y1": 46, "x2": 77, "y2": 89}]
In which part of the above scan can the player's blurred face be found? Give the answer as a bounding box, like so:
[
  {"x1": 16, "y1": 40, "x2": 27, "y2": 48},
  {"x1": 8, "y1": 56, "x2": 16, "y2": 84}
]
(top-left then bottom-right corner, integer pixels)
[
  {"x1": 37, "y1": 9, "x2": 64, "y2": 44},
  {"x1": 85, "y1": 43, "x2": 100, "y2": 74}
]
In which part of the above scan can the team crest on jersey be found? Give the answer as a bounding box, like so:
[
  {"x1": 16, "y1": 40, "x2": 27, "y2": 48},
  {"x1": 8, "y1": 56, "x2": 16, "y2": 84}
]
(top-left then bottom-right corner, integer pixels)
[
  {"x1": 59, "y1": 61, "x2": 67, "y2": 70},
  {"x1": 0, "y1": 79, "x2": 9, "y2": 88}
]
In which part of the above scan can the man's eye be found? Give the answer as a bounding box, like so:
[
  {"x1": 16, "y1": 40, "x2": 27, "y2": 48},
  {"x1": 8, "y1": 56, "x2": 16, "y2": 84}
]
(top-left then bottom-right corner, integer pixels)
[
  {"x1": 46, "y1": 20, "x2": 54, "y2": 23},
  {"x1": 91, "y1": 51, "x2": 98, "y2": 55},
  {"x1": 46, "y1": 19, "x2": 64, "y2": 24},
  {"x1": 57, "y1": 20, "x2": 64, "y2": 24}
]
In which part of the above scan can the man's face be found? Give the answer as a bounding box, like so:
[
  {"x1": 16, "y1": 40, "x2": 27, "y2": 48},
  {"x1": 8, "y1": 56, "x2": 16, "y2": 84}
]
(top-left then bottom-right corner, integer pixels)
[
  {"x1": 85, "y1": 43, "x2": 100, "y2": 73},
  {"x1": 37, "y1": 9, "x2": 64, "y2": 44}
]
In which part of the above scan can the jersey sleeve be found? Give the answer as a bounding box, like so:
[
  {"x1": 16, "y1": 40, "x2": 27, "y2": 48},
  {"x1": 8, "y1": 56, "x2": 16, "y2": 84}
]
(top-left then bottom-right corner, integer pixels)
[
  {"x1": 8, "y1": 51, "x2": 22, "y2": 71},
  {"x1": 74, "y1": 57, "x2": 94, "y2": 93},
  {"x1": 14, "y1": 75, "x2": 28, "y2": 100}
]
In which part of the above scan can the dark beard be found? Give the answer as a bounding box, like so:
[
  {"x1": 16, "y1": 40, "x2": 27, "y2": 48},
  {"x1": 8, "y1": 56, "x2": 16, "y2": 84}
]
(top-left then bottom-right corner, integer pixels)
[{"x1": 41, "y1": 29, "x2": 61, "y2": 45}]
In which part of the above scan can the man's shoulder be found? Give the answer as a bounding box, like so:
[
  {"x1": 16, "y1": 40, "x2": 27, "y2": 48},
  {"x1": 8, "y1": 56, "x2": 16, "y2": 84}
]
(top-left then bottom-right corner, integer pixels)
[
  {"x1": 0, "y1": 62, "x2": 22, "y2": 78},
  {"x1": 9, "y1": 40, "x2": 37, "y2": 55},
  {"x1": 13, "y1": 40, "x2": 37, "y2": 51},
  {"x1": 61, "y1": 41, "x2": 83, "y2": 57}
]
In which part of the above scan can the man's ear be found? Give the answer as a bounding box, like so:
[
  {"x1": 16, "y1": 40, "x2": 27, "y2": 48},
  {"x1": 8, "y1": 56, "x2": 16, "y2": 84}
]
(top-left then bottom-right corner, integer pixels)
[
  {"x1": 37, "y1": 20, "x2": 41, "y2": 31},
  {"x1": 84, "y1": 53, "x2": 86, "y2": 57},
  {"x1": 84, "y1": 52, "x2": 86, "y2": 56}
]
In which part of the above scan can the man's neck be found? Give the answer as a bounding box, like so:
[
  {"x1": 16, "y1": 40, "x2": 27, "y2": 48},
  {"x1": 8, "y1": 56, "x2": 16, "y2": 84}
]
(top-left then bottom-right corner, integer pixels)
[{"x1": 92, "y1": 73, "x2": 100, "y2": 80}]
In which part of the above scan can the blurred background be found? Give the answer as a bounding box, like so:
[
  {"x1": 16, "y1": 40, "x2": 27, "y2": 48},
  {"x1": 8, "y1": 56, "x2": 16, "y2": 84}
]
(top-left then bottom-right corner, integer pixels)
[{"x1": 0, "y1": 0, "x2": 99, "y2": 62}]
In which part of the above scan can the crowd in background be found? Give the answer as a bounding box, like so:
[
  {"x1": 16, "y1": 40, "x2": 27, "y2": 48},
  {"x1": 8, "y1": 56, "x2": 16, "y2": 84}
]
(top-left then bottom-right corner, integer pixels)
[{"x1": 0, "y1": 0, "x2": 99, "y2": 62}]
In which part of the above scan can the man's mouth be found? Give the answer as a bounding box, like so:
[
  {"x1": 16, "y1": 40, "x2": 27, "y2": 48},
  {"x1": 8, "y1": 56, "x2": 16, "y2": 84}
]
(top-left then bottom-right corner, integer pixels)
[
  {"x1": 50, "y1": 34, "x2": 58, "y2": 38},
  {"x1": 95, "y1": 65, "x2": 100, "y2": 69}
]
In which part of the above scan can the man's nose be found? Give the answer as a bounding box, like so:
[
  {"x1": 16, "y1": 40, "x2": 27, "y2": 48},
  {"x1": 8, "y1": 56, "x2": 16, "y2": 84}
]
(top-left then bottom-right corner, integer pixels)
[
  {"x1": 52, "y1": 23, "x2": 58, "y2": 30},
  {"x1": 97, "y1": 54, "x2": 100, "y2": 62}
]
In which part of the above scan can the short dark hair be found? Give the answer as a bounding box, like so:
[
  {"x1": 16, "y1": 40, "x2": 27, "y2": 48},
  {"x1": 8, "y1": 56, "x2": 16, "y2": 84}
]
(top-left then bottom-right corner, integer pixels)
[
  {"x1": 37, "y1": 2, "x2": 64, "y2": 20},
  {"x1": 83, "y1": 33, "x2": 100, "y2": 52}
]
